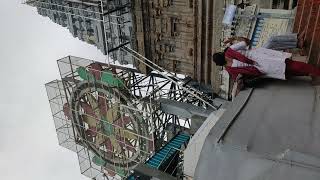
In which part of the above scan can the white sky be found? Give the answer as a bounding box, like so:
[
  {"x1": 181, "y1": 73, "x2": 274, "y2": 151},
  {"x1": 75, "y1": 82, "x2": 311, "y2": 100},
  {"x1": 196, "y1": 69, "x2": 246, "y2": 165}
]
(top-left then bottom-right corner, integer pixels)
[{"x1": 0, "y1": 0, "x2": 106, "y2": 179}]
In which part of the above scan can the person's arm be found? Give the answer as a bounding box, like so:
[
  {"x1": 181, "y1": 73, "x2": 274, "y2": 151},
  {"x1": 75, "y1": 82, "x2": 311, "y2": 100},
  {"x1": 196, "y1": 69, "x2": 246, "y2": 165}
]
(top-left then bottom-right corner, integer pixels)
[
  {"x1": 225, "y1": 48, "x2": 255, "y2": 65},
  {"x1": 236, "y1": 37, "x2": 250, "y2": 46},
  {"x1": 224, "y1": 37, "x2": 251, "y2": 46},
  {"x1": 229, "y1": 41, "x2": 248, "y2": 51},
  {"x1": 226, "y1": 66, "x2": 264, "y2": 80},
  {"x1": 231, "y1": 74, "x2": 244, "y2": 99}
]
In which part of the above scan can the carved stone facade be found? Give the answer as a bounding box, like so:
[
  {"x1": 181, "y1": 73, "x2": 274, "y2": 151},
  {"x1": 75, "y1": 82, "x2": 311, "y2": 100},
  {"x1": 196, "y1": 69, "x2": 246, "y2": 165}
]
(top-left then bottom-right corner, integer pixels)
[
  {"x1": 27, "y1": 0, "x2": 225, "y2": 91},
  {"x1": 27, "y1": 0, "x2": 107, "y2": 55},
  {"x1": 26, "y1": 0, "x2": 133, "y2": 65},
  {"x1": 132, "y1": 0, "x2": 222, "y2": 88},
  {"x1": 133, "y1": 0, "x2": 195, "y2": 75}
]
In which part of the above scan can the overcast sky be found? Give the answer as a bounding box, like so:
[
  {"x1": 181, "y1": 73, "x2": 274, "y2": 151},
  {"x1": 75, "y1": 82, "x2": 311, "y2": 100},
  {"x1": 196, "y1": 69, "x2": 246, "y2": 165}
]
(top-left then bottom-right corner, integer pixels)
[{"x1": 0, "y1": 1, "x2": 106, "y2": 179}]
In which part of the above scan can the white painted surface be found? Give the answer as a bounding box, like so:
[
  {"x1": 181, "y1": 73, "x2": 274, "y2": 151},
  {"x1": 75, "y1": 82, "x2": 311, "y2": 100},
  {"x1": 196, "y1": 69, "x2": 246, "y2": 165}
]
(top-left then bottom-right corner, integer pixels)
[{"x1": 183, "y1": 109, "x2": 225, "y2": 177}]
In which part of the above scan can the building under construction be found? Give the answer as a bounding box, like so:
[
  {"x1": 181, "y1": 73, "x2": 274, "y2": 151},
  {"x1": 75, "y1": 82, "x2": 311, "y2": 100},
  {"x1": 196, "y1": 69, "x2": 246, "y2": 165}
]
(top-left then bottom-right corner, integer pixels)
[
  {"x1": 25, "y1": 0, "x2": 320, "y2": 179},
  {"x1": 26, "y1": 0, "x2": 298, "y2": 96},
  {"x1": 25, "y1": 0, "x2": 222, "y2": 86}
]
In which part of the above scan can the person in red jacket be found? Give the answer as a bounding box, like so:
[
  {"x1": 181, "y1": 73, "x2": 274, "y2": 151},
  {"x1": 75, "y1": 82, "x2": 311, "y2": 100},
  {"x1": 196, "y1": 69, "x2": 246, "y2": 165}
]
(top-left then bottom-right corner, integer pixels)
[{"x1": 212, "y1": 37, "x2": 320, "y2": 81}]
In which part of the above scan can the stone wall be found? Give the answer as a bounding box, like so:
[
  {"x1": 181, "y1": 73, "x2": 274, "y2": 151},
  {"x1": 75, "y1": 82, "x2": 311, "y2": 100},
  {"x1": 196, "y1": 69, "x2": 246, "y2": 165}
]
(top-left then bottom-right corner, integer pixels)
[
  {"x1": 133, "y1": 0, "x2": 196, "y2": 76},
  {"x1": 132, "y1": 0, "x2": 225, "y2": 94}
]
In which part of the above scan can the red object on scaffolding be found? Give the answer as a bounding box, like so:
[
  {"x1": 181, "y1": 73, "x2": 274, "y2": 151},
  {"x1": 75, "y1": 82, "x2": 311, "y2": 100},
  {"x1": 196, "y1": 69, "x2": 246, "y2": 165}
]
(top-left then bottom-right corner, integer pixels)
[{"x1": 314, "y1": 0, "x2": 320, "y2": 4}]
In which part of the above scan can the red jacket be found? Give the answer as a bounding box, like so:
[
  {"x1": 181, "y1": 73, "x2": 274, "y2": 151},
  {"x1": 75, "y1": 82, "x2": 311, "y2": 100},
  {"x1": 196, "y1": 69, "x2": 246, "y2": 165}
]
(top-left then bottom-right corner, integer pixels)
[{"x1": 225, "y1": 48, "x2": 264, "y2": 80}]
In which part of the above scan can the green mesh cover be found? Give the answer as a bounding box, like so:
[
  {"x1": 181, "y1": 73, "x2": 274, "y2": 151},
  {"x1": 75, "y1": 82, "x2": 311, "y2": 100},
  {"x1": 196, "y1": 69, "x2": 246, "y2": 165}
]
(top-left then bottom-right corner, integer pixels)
[
  {"x1": 77, "y1": 67, "x2": 124, "y2": 87},
  {"x1": 92, "y1": 155, "x2": 106, "y2": 166}
]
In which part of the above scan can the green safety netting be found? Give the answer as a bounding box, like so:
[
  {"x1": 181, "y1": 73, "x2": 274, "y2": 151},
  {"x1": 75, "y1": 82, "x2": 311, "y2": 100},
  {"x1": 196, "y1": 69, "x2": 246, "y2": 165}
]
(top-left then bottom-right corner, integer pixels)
[{"x1": 77, "y1": 67, "x2": 125, "y2": 88}]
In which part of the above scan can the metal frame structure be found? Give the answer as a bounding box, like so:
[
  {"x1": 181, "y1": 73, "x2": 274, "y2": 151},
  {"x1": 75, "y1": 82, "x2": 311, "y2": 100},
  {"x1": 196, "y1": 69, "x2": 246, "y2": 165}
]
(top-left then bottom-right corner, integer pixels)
[
  {"x1": 30, "y1": 1, "x2": 223, "y2": 179},
  {"x1": 46, "y1": 56, "x2": 220, "y2": 179},
  {"x1": 24, "y1": 0, "x2": 230, "y2": 99}
]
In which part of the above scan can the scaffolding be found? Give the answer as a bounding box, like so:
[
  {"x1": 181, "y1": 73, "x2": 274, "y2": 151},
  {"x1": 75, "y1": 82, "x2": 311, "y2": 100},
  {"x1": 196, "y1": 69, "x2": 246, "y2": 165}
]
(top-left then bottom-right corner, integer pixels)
[
  {"x1": 45, "y1": 55, "x2": 221, "y2": 179},
  {"x1": 31, "y1": 1, "x2": 225, "y2": 178}
]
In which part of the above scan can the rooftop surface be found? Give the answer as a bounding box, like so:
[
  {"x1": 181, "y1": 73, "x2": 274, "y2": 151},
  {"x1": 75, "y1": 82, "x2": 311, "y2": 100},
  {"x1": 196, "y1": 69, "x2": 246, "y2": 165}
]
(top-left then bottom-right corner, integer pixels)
[{"x1": 194, "y1": 77, "x2": 320, "y2": 180}]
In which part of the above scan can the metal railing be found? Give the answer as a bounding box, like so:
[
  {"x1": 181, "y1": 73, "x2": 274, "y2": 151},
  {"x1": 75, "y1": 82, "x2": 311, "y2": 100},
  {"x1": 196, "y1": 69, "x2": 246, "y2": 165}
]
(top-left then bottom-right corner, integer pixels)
[{"x1": 122, "y1": 46, "x2": 222, "y2": 110}]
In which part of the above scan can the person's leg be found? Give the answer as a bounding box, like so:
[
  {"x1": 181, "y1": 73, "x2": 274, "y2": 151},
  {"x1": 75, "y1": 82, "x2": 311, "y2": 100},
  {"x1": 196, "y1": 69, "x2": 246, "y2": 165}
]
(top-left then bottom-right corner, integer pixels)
[
  {"x1": 298, "y1": 28, "x2": 307, "y2": 48},
  {"x1": 286, "y1": 60, "x2": 320, "y2": 77}
]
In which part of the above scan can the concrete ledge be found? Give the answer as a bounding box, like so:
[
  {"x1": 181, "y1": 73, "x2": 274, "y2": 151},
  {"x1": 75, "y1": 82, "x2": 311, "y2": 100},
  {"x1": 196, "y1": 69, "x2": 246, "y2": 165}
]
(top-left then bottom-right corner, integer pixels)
[{"x1": 134, "y1": 164, "x2": 176, "y2": 180}]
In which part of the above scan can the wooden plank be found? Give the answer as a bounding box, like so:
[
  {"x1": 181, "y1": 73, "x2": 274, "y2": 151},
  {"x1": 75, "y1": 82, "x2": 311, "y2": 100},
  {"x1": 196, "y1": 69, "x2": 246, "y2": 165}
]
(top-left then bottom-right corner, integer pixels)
[
  {"x1": 293, "y1": 0, "x2": 304, "y2": 32},
  {"x1": 308, "y1": 4, "x2": 320, "y2": 64},
  {"x1": 298, "y1": 0, "x2": 310, "y2": 33},
  {"x1": 196, "y1": 0, "x2": 204, "y2": 82},
  {"x1": 304, "y1": 1, "x2": 317, "y2": 54}
]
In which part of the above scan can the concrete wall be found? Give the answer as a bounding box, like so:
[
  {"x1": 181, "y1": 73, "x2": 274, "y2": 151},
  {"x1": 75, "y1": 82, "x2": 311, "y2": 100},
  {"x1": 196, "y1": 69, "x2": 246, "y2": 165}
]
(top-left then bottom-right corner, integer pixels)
[{"x1": 193, "y1": 77, "x2": 320, "y2": 180}]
